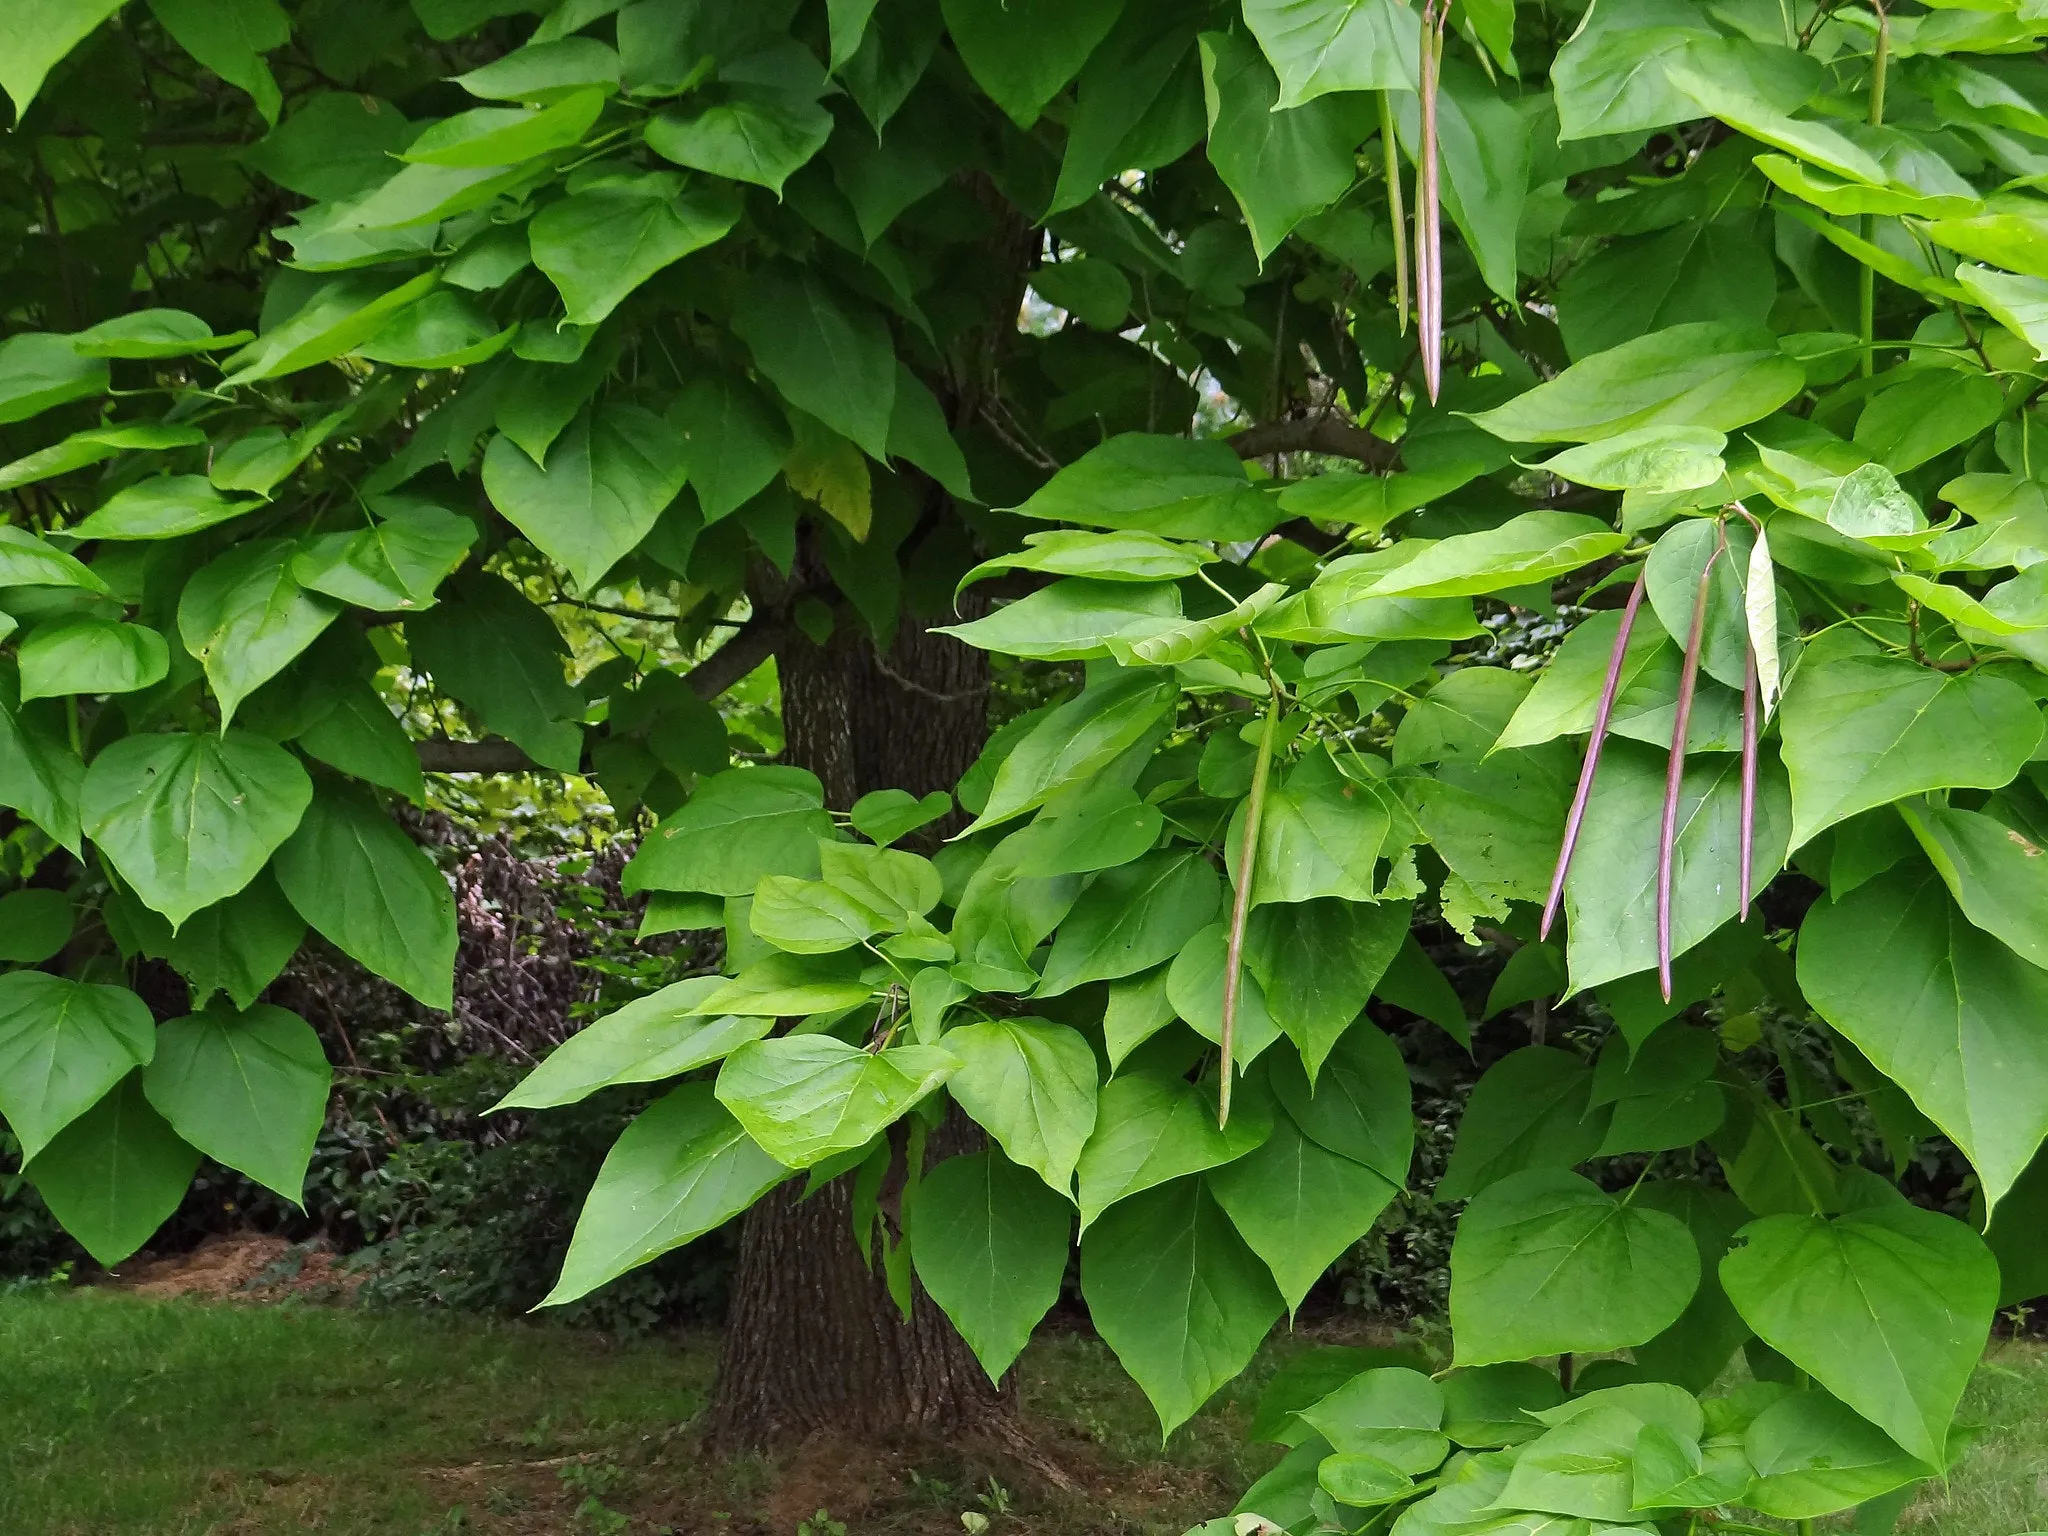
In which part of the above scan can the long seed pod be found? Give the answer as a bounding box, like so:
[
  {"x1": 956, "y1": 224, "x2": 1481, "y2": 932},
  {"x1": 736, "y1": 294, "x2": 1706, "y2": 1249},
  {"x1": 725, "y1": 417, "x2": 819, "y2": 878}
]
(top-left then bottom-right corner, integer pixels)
[
  {"x1": 1417, "y1": 0, "x2": 1447, "y2": 401},
  {"x1": 1740, "y1": 643, "x2": 1758, "y2": 920},
  {"x1": 1659, "y1": 524, "x2": 1729, "y2": 1002},
  {"x1": 1381, "y1": 89, "x2": 1411, "y2": 336},
  {"x1": 1219, "y1": 697, "x2": 1281, "y2": 1127},
  {"x1": 1541, "y1": 568, "x2": 1648, "y2": 941}
]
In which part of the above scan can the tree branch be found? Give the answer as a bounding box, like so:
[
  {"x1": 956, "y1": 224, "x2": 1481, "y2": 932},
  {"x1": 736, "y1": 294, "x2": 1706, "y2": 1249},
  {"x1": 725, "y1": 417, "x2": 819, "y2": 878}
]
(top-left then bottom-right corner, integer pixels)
[
  {"x1": 416, "y1": 738, "x2": 539, "y2": 774},
  {"x1": 1226, "y1": 416, "x2": 1400, "y2": 471},
  {"x1": 414, "y1": 615, "x2": 794, "y2": 776}
]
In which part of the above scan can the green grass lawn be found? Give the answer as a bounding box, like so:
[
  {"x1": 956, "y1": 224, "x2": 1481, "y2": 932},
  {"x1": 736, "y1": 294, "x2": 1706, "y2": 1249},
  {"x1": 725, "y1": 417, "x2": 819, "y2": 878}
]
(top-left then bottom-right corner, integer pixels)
[{"x1": 1, "y1": 1288, "x2": 2042, "y2": 1536}]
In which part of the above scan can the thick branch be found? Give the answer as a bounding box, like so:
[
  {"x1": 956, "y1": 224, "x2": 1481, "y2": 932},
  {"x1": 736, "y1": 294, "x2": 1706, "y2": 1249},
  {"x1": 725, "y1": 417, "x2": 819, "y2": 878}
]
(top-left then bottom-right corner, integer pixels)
[
  {"x1": 1227, "y1": 416, "x2": 1400, "y2": 471},
  {"x1": 414, "y1": 615, "x2": 793, "y2": 776}
]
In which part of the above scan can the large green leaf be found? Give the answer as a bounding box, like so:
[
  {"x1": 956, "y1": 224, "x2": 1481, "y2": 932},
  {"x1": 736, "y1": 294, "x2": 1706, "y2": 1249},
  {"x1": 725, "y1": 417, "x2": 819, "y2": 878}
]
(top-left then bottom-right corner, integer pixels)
[
  {"x1": 715, "y1": 1035, "x2": 955, "y2": 1169},
  {"x1": 1590, "y1": 1025, "x2": 1724, "y2": 1157},
  {"x1": 1798, "y1": 865, "x2": 2048, "y2": 1213},
  {"x1": 1010, "y1": 434, "x2": 1279, "y2": 542},
  {"x1": 293, "y1": 502, "x2": 475, "y2": 614},
  {"x1": 483, "y1": 404, "x2": 688, "y2": 590},
  {"x1": 1743, "y1": 1390, "x2": 1938, "y2": 1520},
  {"x1": 221, "y1": 270, "x2": 439, "y2": 384},
  {"x1": 111, "y1": 871, "x2": 305, "y2": 1013},
  {"x1": 1268, "y1": 1022, "x2": 1412, "y2": 1188},
  {"x1": 81, "y1": 730, "x2": 311, "y2": 929},
  {"x1": 646, "y1": 87, "x2": 832, "y2": 195},
  {"x1": 1075, "y1": 1070, "x2": 1272, "y2": 1230},
  {"x1": 0, "y1": 972, "x2": 155, "y2": 1163},
  {"x1": 1242, "y1": 0, "x2": 1416, "y2": 108},
  {"x1": 177, "y1": 541, "x2": 342, "y2": 725},
  {"x1": 937, "y1": 579, "x2": 1184, "y2": 662},
  {"x1": 0, "y1": 526, "x2": 111, "y2": 591},
  {"x1": 148, "y1": 0, "x2": 289, "y2": 124},
  {"x1": 1779, "y1": 654, "x2": 2041, "y2": 848},
  {"x1": 1627, "y1": 1181, "x2": 1754, "y2": 1393},
  {"x1": 943, "y1": 1018, "x2": 1098, "y2": 1197},
  {"x1": 1226, "y1": 751, "x2": 1387, "y2": 906},
  {"x1": 1436, "y1": 1047, "x2": 1605, "y2": 1202},
  {"x1": 1244, "y1": 899, "x2": 1410, "y2": 1079},
  {"x1": 23, "y1": 1074, "x2": 198, "y2": 1268},
  {"x1": 1901, "y1": 801, "x2": 2048, "y2": 969},
  {"x1": 1199, "y1": 29, "x2": 1375, "y2": 262},
  {"x1": 1002, "y1": 781, "x2": 1163, "y2": 879},
  {"x1": 909, "y1": 1150, "x2": 1072, "y2": 1381},
  {"x1": 1467, "y1": 323, "x2": 1805, "y2": 444},
  {"x1": 1448, "y1": 1168, "x2": 1701, "y2": 1366},
  {"x1": 18, "y1": 620, "x2": 169, "y2": 701},
  {"x1": 0, "y1": 333, "x2": 109, "y2": 424},
  {"x1": 1080, "y1": 1177, "x2": 1285, "y2": 1438},
  {"x1": 1562, "y1": 741, "x2": 1792, "y2": 992},
  {"x1": 1297, "y1": 1366, "x2": 1447, "y2": 1473},
  {"x1": 1720, "y1": 1202, "x2": 1998, "y2": 1466},
  {"x1": 732, "y1": 265, "x2": 895, "y2": 461},
  {"x1": 0, "y1": 673, "x2": 82, "y2": 855},
  {"x1": 142, "y1": 1004, "x2": 330, "y2": 1204},
  {"x1": 1168, "y1": 922, "x2": 1284, "y2": 1070},
  {"x1": 496, "y1": 978, "x2": 769, "y2": 1111},
  {"x1": 940, "y1": 0, "x2": 1121, "y2": 128},
  {"x1": 406, "y1": 572, "x2": 584, "y2": 771},
  {"x1": 272, "y1": 784, "x2": 458, "y2": 1011},
  {"x1": 71, "y1": 475, "x2": 261, "y2": 540},
  {"x1": 1209, "y1": 1109, "x2": 1398, "y2": 1313},
  {"x1": 668, "y1": 373, "x2": 791, "y2": 522},
  {"x1": 1036, "y1": 849, "x2": 1223, "y2": 997},
  {"x1": 297, "y1": 681, "x2": 427, "y2": 803},
  {"x1": 545, "y1": 1083, "x2": 790, "y2": 1305},
  {"x1": 0, "y1": 0, "x2": 128, "y2": 119},
  {"x1": 402, "y1": 90, "x2": 607, "y2": 167},
  {"x1": 965, "y1": 671, "x2": 1178, "y2": 832},
  {"x1": 530, "y1": 174, "x2": 739, "y2": 324},
  {"x1": 623, "y1": 766, "x2": 834, "y2": 896}
]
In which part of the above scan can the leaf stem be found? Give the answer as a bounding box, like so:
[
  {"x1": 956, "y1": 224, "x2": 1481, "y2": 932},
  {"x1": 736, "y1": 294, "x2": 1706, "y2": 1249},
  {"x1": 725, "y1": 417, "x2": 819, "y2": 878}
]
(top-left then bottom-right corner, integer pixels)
[
  {"x1": 1220, "y1": 694, "x2": 1281, "y2": 1127},
  {"x1": 1660, "y1": 523, "x2": 1728, "y2": 1001},
  {"x1": 1381, "y1": 90, "x2": 1411, "y2": 335},
  {"x1": 1540, "y1": 568, "x2": 1648, "y2": 940}
]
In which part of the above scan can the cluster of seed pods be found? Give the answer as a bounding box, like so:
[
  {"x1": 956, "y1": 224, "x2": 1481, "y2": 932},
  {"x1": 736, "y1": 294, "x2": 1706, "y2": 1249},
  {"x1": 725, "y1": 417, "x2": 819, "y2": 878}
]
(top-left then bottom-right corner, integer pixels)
[{"x1": 1540, "y1": 511, "x2": 1767, "y2": 1002}]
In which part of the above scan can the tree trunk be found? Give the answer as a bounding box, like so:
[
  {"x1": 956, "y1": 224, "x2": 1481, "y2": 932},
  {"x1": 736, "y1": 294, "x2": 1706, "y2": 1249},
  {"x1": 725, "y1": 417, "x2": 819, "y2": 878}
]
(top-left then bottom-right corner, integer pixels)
[{"x1": 708, "y1": 585, "x2": 1005, "y2": 1449}]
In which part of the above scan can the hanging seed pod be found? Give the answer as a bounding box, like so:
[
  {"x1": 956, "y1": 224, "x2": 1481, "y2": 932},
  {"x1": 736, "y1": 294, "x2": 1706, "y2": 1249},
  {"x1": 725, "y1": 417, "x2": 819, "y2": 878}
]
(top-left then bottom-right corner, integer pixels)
[
  {"x1": 1740, "y1": 644, "x2": 1758, "y2": 920},
  {"x1": 1219, "y1": 697, "x2": 1281, "y2": 1128},
  {"x1": 1658, "y1": 521, "x2": 1729, "y2": 1002},
  {"x1": 1730, "y1": 502, "x2": 1770, "y2": 921},
  {"x1": 1381, "y1": 92, "x2": 1411, "y2": 336},
  {"x1": 1541, "y1": 568, "x2": 1648, "y2": 941},
  {"x1": 1416, "y1": 0, "x2": 1448, "y2": 401}
]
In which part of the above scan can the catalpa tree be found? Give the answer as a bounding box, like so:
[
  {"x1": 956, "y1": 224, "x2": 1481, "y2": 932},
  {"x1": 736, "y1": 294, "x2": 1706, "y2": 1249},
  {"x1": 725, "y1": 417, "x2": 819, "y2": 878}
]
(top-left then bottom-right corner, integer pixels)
[{"x1": 3, "y1": 0, "x2": 2047, "y2": 1527}]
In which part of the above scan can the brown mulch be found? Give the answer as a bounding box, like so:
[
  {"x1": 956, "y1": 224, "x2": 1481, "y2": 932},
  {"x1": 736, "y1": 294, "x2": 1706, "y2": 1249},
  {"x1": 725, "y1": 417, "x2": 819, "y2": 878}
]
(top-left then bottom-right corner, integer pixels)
[{"x1": 95, "y1": 1231, "x2": 359, "y2": 1302}]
